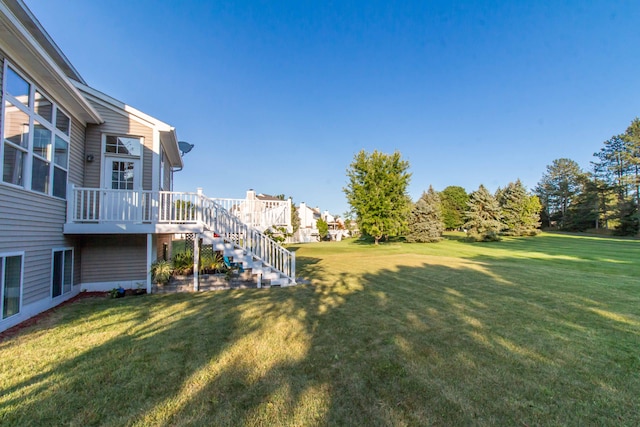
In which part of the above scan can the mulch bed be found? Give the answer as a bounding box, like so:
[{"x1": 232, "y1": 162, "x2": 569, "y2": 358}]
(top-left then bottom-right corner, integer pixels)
[{"x1": 0, "y1": 291, "x2": 107, "y2": 342}]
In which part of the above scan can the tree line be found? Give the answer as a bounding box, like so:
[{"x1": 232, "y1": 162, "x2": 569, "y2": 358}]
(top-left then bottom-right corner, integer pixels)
[
  {"x1": 535, "y1": 118, "x2": 640, "y2": 236},
  {"x1": 344, "y1": 150, "x2": 541, "y2": 244}
]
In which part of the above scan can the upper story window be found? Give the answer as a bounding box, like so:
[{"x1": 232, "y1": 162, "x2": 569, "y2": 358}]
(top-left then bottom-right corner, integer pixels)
[
  {"x1": 1, "y1": 64, "x2": 70, "y2": 199},
  {"x1": 105, "y1": 135, "x2": 141, "y2": 157}
]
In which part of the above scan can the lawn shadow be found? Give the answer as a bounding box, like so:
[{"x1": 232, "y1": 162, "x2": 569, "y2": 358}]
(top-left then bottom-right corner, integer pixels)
[
  {"x1": 2, "y1": 246, "x2": 639, "y2": 425},
  {"x1": 0, "y1": 291, "x2": 272, "y2": 425},
  {"x1": 140, "y1": 253, "x2": 639, "y2": 424}
]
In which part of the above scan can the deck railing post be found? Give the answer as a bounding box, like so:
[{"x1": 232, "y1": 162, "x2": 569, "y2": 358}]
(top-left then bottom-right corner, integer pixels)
[
  {"x1": 193, "y1": 233, "x2": 200, "y2": 292},
  {"x1": 137, "y1": 187, "x2": 143, "y2": 223},
  {"x1": 291, "y1": 251, "x2": 296, "y2": 282},
  {"x1": 67, "y1": 184, "x2": 75, "y2": 223},
  {"x1": 197, "y1": 188, "x2": 203, "y2": 224}
]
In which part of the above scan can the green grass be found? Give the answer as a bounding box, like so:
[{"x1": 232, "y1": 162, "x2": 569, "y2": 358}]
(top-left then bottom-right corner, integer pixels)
[{"x1": 1, "y1": 232, "x2": 639, "y2": 426}]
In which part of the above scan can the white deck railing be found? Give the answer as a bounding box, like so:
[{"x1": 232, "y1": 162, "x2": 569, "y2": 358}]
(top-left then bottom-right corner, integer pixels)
[
  {"x1": 68, "y1": 186, "x2": 291, "y2": 231},
  {"x1": 67, "y1": 186, "x2": 295, "y2": 281},
  {"x1": 209, "y1": 198, "x2": 291, "y2": 231},
  {"x1": 203, "y1": 197, "x2": 295, "y2": 280}
]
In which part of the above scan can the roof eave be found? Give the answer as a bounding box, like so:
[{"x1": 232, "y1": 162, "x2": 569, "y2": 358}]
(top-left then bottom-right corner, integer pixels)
[{"x1": 0, "y1": 1, "x2": 102, "y2": 124}]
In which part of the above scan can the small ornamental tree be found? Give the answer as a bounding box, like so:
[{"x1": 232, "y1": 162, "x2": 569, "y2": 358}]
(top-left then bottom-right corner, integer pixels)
[
  {"x1": 406, "y1": 186, "x2": 444, "y2": 243},
  {"x1": 316, "y1": 217, "x2": 329, "y2": 241},
  {"x1": 464, "y1": 185, "x2": 503, "y2": 241}
]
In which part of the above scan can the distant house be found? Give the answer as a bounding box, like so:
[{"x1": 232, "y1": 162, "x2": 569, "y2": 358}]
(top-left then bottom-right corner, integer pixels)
[
  {"x1": 0, "y1": 0, "x2": 295, "y2": 333},
  {"x1": 295, "y1": 202, "x2": 321, "y2": 242},
  {"x1": 322, "y1": 210, "x2": 349, "y2": 241}
]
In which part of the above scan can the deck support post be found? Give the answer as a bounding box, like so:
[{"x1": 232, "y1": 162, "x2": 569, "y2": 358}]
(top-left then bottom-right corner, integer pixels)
[{"x1": 193, "y1": 233, "x2": 200, "y2": 291}]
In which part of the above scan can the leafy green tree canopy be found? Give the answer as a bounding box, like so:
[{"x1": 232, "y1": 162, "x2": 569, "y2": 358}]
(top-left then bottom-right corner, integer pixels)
[
  {"x1": 439, "y1": 186, "x2": 469, "y2": 230},
  {"x1": 344, "y1": 150, "x2": 412, "y2": 244},
  {"x1": 316, "y1": 217, "x2": 329, "y2": 241}
]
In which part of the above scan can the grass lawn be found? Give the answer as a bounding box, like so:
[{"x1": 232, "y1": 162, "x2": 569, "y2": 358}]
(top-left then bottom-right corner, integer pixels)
[{"x1": 1, "y1": 232, "x2": 639, "y2": 426}]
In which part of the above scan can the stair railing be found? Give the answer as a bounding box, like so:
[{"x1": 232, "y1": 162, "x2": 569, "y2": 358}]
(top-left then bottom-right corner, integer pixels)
[{"x1": 200, "y1": 195, "x2": 295, "y2": 283}]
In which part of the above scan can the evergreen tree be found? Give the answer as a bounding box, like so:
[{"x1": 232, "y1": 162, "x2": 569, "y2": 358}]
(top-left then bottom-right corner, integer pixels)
[
  {"x1": 439, "y1": 186, "x2": 469, "y2": 230},
  {"x1": 592, "y1": 120, "x2": 640, "y2": 235},
  {"x1": 535, "y1": 158, "x2": 584, "y2": 228},
  {"x1": 406, "y1": 186, "x2": 444, "y2": 243},
  {"x1": 622, "y1": 118, "x2": 640, "y2": 211},
  {"x1": 497, "y1": 180, "x2": 541, "y2": 236},
  {"x1": 464, "y1": 185, "x2": 503, "y2": 241},
  {"x1": 563, "y1": 174, "x2": 600, "y2": 231},
  {"x1": 344, "y1": 150, "x2": 412, "y2": 244}
]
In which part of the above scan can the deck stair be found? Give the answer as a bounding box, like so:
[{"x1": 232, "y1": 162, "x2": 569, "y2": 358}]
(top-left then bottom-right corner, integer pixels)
[{"x1": 202, "y1": 235, "x2": 292, "y2": 287}]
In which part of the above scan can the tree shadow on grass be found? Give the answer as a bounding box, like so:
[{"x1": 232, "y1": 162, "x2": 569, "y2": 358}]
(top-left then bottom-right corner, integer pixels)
[
  {"x1": 1, "y1": 249, "x2": 639, "y2": 425},
  {"x1": 146, "y1": 255, "x2": 640, "y2": 424},
  {"x1": 0, "y1": 291, "x2": 270, "y2": 425}
]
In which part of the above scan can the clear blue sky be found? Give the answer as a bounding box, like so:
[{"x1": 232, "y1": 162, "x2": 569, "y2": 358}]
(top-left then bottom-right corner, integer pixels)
[{"x1": 26, "y1": 0, "x2": 640, "y2": 216}]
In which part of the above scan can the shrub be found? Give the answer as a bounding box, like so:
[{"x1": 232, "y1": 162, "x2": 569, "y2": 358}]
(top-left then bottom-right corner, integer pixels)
[
  {"x1": 150, "y1": 259, "x2": 173, "y2": 284},
  {"x1": 172, "y1": 252, "x2": 193, "y2": 275}
]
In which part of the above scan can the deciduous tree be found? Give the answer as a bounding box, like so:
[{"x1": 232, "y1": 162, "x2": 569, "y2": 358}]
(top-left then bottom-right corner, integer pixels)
[
  {"x1": 344, "y1": 150, "x2": 412, "y2": 244},
  {"x1": 439, "y1": 186, "x2": 469, "y2": 230},
  {"x1": 316, "y1": 217, "x2": 329, "y2": 241}
]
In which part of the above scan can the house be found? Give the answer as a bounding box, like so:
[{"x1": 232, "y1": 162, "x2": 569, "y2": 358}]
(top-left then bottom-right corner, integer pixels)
[
  {"x1": 322, "y1": 211, "x2": 349, "y2": 241},
  {"x1": 296, "y1": 202, "x2": 322, "y2": 242},
  {"x1": 0, "y1": 0, "x2": 294, "y2": 333}
]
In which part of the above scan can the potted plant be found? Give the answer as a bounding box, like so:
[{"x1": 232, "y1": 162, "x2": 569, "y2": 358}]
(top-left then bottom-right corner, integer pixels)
[
  {"x1": 133, "y1": 282, "x2": 146, "y2": 296},
  {"x1": 150, "y1": 259, "x2": 173, "y2": 285},
  {"x1": 109, "y1": 286, "x2": 125, "y2": 298}
]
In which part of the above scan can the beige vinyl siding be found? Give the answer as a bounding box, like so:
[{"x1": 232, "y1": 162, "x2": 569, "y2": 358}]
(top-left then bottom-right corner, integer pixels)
[
  {"x1": 0, "y1": 186, "x2": 78, "y2": 305},
  {"x1": 0, "y1": 51, "x2": 4, "y2": 129},
  {"x1": 0, "y1": 54, "x2": 83, "y2": 306},
  {"x1": 68, "y1": 117, "x2": 86, "y2": 186},
  {"x1": 162, "y1": 150, "x2": 171, "y2": 190},
  {"x1": 80, "y1": 235, "x2": 146, "y2": 283},
  {"x1": 83, "y1": 102, "x2": 154, "y2": 190}
]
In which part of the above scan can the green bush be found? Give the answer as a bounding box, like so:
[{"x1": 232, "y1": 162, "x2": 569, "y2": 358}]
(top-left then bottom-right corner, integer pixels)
[
  {"x1": 172, "y1": 252, "x2": 193, "y2": 275},
  {"x1": 150, "y1": 259, "x2": 173, "y2": 284}
]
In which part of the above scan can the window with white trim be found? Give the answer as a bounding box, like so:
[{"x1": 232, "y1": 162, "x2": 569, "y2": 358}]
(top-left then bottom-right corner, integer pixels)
[
  {"x1": 52, "y1": 248, "x2": 73, "y2": 298},
  {"x1": 2, "y1": 64, "x2": 70, "y2": 198},
  {"x1": 105, "y1": 135, "x2": 141, "y2": 157},
  {"x1": 1, "y1": 253, "x2": 22, "y2": 320},
  {"x1": 103, "y1": 135, "x2": 142, "y2": 190}
]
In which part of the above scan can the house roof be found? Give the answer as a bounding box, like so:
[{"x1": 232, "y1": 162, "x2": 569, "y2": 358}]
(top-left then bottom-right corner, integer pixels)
[
  {"x1": 0, "y1": 0, "x2": 102, "y2": 125},
  {"x1": 256, "y1": 194, "x2": 284, "y2": 201},
  {"x1": 74, "y1": 81, "x2": 183, "y2": 169}
]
